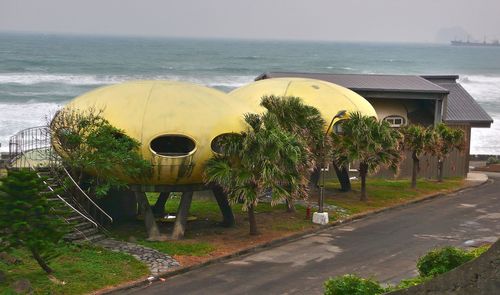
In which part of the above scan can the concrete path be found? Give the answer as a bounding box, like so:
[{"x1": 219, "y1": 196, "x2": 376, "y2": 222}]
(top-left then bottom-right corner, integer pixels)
[{"x1": 123, "y1": 174, "x2": 500, "y2": 295}]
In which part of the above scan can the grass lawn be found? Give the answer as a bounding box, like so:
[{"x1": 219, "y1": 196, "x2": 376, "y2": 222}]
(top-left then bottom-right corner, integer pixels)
[
  {"x1": 0, "y1": 176, "x2": 476, "y2": 294},
  {"x1": 112, "y1": 197, "x2": 314, "y2": 267},
  {"x1": 0, "y1": 245, "x2": 148, "y2": 294},
  {"x1": 110, "y1": 177, "x2": 466, "y2": 269},
  {"x1": 324, "y1": 178, "x2": 464, "y2": 216}
]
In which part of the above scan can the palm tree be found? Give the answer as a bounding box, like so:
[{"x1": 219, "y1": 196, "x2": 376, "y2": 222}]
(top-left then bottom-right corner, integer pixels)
[
  {"x1": 331, "y1": 113, "x2": 402, "y2": 201},
  {"x1": 431, "y1": 123, "x2": 465, "y2": 182},
  {"x1": 260, "y1": 95, "x2": 325, "y2": 150},
  {"x1": 204, "y1": 113, "x2": 309, "y2": 235},
  {"x1": 260, "y1": 95, "x2": 325, "y2": 210},
  {"x1": 401, "y1": 125, "x2": 435, "y2": 188}
]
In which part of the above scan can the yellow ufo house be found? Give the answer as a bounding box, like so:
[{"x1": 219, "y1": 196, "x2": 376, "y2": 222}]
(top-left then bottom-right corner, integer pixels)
[
  {"x1": 229, "y1": 77, "x2": 377, "y2": 126},
  {"x1": 61, "y1": 80, "x2": 250, "y2": 185}
]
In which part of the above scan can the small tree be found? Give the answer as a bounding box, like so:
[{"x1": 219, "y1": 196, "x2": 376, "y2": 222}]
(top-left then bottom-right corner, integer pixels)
[
  {"x1": 431, "y1": 123, "x2": 465, "y2": 182},
  {"x1": 401, "y1": 125, "x2": 436, "y2": 189},
  {"x1": 50, "y1": 108, "x2": 152, "y2": 197},
  {"x1": 0, "y1": 169, "x2": 70, "y2": 274},
  {"x1": 331, "y1": 113, "x2": 402, "y2": 201},
  {"x1": 204, "y1": 113, "x2": 309, "y2": 235},
  {"x1": 260, "y1": 95, "x2": 325, "y2": 210},
  {"x1": 261, "y1": 95, "x2": 352, "y2": 196},
  {"x1": 51, "y1": 108, "x2": 158, "y2": 239}
]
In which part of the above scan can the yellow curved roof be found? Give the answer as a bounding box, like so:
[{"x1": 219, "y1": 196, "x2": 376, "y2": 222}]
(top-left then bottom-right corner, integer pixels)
[
  {"x1": 65, "y1": 80, "x2": 250, "y2": 185},
  {"x1": 229, "y1": 77, "x2": 378, "y2": 127}
]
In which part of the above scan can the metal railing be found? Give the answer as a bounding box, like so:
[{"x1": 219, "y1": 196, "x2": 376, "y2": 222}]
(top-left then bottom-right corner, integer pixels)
[
  {"x1": 60, "y1": 167, "x2": 114, "y2": 229},
  {"x1": 8, "y1": 127, "x2": 99, "y2": 241},
  {"x1": 8, "y1": 126, "x2": 113, "y2": 230}
]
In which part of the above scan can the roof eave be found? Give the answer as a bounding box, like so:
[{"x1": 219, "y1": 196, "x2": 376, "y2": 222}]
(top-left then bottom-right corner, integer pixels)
[
  {"x1": 421, "y1": 75, "x2": 460, "y2": 81},
  {"x1": 444, "y1": 120, "x2": 493, "y2": 128},
  {"x1": 352, "y1": 88, "x2": 449, "y2": 95},
  {"x1": 257, "y1": 72, "x2": 450, "y2": 94}
]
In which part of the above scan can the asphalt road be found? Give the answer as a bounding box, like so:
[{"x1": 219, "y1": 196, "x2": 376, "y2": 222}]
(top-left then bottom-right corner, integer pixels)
[{"x1": 123, "y1": 175, "x2": 500, "y2": 295}]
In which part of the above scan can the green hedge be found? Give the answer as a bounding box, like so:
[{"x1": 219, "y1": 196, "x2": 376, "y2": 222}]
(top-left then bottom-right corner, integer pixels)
[
  {"x1": 323, "y1": 245, "x2": 490, "y2": 294},
  {"x1": 324, "y1": 275, "x2": 386, "y2": 295},
  {"x1": 416, "y1": 245, "x2": 488, "y2": 277}
]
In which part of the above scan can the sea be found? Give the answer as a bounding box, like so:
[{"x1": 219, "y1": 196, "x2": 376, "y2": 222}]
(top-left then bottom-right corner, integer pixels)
[{"x1": 1, "y1": 33, "x2": 499, "y2": 154}]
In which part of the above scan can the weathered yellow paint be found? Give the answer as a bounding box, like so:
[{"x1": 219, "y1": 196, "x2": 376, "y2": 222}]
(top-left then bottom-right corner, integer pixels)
[
  {"x1": 64, "y1": 80, "x2": 250, "y2": 185},
  {"x1": 229, "y1": 77, "x2": 378, "y2": 127},
  {"x1": 61, "y1": 78, "x2": 376, "y2": 186}
]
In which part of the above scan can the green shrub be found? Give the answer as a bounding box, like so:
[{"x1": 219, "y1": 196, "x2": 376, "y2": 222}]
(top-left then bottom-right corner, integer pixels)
[
  {"x1": 417, "y1": 246, "x2": 474, "y2": 277},
  {"x1": 51, "y1": 108, "x2": 152, "y2": 197},
  {"x1": 324, "y1": 245, "x2": 492, "y2": 295},
  {"x1": 469, "y1": 244, "x2": 490, "y2": 257},
  {"x1": 486, "y1": 156, "x2": 500, "y2": 165},
  {"x1": 324, "y1": 274, "x2": 386, "y2": 295},
  {"x1": 395, "y1": 276, "x2": 430, "y2": 289}
]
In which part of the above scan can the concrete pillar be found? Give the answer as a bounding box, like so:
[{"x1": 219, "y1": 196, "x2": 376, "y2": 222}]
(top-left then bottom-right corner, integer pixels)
[
  {"x1": 171, "y1": 191, "x2": 193, "y2": 240},
  {"x1": 135, "y1": 192, "x2": 161, "y2": 240}
]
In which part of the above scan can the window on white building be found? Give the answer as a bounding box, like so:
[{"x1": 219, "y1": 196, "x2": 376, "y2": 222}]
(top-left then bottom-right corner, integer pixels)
[{"x1": 384, "y1": 115, "x2": 406, "y2": 127}]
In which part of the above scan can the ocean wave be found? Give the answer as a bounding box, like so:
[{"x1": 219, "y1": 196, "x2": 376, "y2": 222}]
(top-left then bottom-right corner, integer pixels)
[
  {"x1": 459, "y1": 75, "x2": 500, "y2": 103},
  {"x1": 0, "y1": 89, "x2": 78, "y2": 98},
  {"x1": 184, "y1": 75, "x2": 254, "y2": 88},
  {"x1": 471, "y1": 122, "x2": 500, "y2": 154},
  {"x1": 460, "y1": 74, "x2": 500, "y2": 154},
  {"x1": 0, "y1": 72, "x2": 255, "y2": 88},
  {"x1": 381, "y1": 59, "x2": 412, "y2": 64},
  {"x1": 325, "y1": 66, "x2": 356, "y2": 71},
  {"x1": 459, "y1": 74, "x2": 500, "y2": 84},
  {"x1": 0, "y1": 73, "x2": 127, "y2": 85},
  {"x1": 0, "y1": 74, "x2": 254, "y2": 151},
  {"x1": 236, "y1": 56, "x2": 262, "y2": 61},
  {"x1": 0, "y1": 102, "x2": 61, "y2": 152}
]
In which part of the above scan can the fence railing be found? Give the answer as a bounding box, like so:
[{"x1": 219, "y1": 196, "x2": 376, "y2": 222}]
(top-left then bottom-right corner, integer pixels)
[{"x1": 8, "y1": 126, "x2": 113, "y2": 229}]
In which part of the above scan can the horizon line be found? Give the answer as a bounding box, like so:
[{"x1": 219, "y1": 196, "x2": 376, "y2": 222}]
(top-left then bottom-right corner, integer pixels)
[{"x1": 0, "y1": 30, "x2": 447, "y2": 45}]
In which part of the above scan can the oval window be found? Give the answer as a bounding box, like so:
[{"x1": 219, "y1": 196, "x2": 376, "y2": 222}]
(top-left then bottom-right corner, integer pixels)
[
  {"x1": 211, "y1": 133, "x2": 240, "y2": 154},
  {"x1": 150, "y1": 135, "x2": 196, "y2": 157}
]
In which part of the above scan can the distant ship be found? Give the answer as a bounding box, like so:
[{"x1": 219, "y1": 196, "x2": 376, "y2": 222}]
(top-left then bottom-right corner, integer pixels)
[{"x1": 451, "y1": 38, "x2": 500, "y2": 47}]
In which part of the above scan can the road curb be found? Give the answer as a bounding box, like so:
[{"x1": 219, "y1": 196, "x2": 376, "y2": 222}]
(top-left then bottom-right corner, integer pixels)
[{"x1": 99, "y1": 177, "x2": 490, "y2": 294}]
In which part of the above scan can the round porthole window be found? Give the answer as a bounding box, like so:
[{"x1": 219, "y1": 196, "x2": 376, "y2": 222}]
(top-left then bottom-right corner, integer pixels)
[
  {"x1": 211, "y1": 133, "x2": 240, "y2": 154},
  {"x1": 150, "y1": 135, "x2": 196, "y2": 157}
]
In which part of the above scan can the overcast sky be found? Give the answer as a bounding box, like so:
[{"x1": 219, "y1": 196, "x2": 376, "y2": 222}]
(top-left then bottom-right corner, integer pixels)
[{"x1": 1, "y1": 0, "x2": 499, "y2": 43}]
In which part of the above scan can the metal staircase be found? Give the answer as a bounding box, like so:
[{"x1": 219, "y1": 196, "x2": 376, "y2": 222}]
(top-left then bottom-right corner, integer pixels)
[{"x1": 8, "y1": 126, "x2": 113, "y2": 243}]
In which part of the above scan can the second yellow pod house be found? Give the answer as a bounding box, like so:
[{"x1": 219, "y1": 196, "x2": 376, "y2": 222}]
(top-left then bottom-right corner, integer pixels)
[
  {"x1": 229, "y1": 77, "x2": 378, "y2": 126},
  {"x1": 62, "y1": 80, "x2": 251, "y2": 186}
]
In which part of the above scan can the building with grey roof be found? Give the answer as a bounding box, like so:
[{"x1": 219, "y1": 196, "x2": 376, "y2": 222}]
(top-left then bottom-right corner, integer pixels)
[{"x1": 256, "y1": 72, "x2": 493, "y2": 178}]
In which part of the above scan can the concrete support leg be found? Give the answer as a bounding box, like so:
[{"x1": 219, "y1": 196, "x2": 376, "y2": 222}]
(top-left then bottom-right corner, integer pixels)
[
  {"x1": 171, "y1": 191, "x2": 193, "y2": 240},
  {"x1": 212, "y1": 186, "x2": 235, "y2": 227},
  {"x1": 135, "y1": 192, "x2": 162, "y2": 241},
  {"x1": 152, "y1": 191, "x2": 171, "y2": 216}
]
